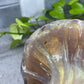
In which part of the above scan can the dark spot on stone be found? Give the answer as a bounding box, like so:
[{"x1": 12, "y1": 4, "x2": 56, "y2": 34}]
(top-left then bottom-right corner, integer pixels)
[
  {"x1": 41, "y1": 25, "x2": 46, "y2": 31},
  {"x1": 44, "y1": 41, "x2": 47, "y2": 44},
  {"x1": 72, "y1": 19, "x2": 78, "y2": 23}
]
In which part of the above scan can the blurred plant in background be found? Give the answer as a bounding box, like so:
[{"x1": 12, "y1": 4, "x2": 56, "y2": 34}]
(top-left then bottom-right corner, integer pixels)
[{"x1": 0, "y1": 0, "x2": 84, "y2": 48}]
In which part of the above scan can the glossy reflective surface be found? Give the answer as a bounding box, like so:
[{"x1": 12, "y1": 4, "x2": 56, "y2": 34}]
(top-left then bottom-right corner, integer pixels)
[{"x1": 21, "y1": 19, "x2": 84, "y2": 84}]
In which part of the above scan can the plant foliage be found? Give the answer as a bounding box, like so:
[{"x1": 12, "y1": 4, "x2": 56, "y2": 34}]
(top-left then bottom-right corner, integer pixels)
[{"x1": 1, "y1": 0, "x2": 84, "y2": 48}]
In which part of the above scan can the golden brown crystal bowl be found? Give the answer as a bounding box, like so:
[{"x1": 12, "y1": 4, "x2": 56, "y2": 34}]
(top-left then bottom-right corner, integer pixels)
[{"x1": 21, "y1": 19, "x2": 84, "y2": 84}]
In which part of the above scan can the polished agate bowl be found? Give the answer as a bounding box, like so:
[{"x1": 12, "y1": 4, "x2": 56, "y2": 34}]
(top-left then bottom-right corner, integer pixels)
[{"x1": 21, "y1": 19, "x2": 84, "y2": 84}]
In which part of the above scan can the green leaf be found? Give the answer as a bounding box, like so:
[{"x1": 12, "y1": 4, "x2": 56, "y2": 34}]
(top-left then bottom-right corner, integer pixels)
[
  {"x1": 20, "y1": 16, "x2": 34, "y2": 23},
  {"x1": 49, "y1": 6, "x2": 65, "y2": 19},
  {"x1": 24, "y1": 22, "x2": 34, "y2": 26},
  {"x1": 53, "y1": 0, "x2": 65, "y2": 7},
  {"x1": 22, "y1": 26, "x2": 30, "y2": 34},
  {"x1": 69, "y1": 8, "x2": 84, "y2": 15},
  {"x1": 67, "y1": 0, "x2": 79, "y2": 5},
  {"x1": 36, "y1": 16, "x2": 50, "y2": 21},
  {"x1": 17, "y1": 24, "x2": 30, "y2": 34},
  {"x1": 71, "y1": 2, "x2": 84, "y2": 9},
  {"x1": 16, "y1": 18, "x2": 27, "y2": 26},
  {"x1": 69, "y1": 2, "x2": 84, "y2": 15},
  {"x1": 20, "y1": 17, "x2": 30, "y2": 23},
  {"x1": 24, "y1": 28, "x2": 31, "y2": 34},
  {"x1": 10, "y1": 39, "x2": 23, "y2": 49},
  {"x1": 16, "y1": 18, "x2": 23, "y2": 25},
  {"x1": 82, "y1": 2, "x2": 84, "y2": 7},
  {"x1": 9, "y1": 23, "x2": 23, "y2": 40},
  {"x1": 0, "y1": 32, "x2": 5, "y2": 37}
]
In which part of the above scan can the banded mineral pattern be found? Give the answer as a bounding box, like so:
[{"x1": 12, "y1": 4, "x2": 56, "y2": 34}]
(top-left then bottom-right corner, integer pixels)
[{"x1": 21, "y1": 19, "x2": 84, "y2": 84}]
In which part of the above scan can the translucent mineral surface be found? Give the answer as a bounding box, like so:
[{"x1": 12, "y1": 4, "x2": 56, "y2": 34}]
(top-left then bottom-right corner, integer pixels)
[{"x1": 21, "y1": 19, "x2": 84, "y2": 84}]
